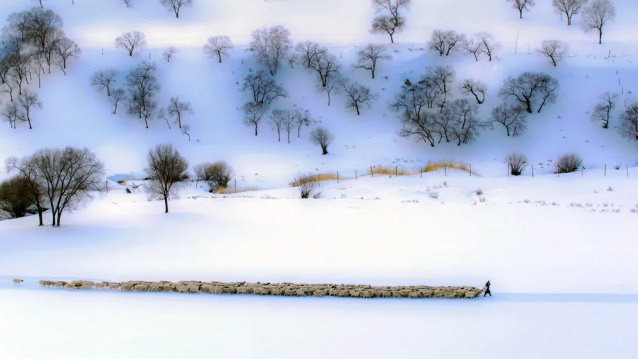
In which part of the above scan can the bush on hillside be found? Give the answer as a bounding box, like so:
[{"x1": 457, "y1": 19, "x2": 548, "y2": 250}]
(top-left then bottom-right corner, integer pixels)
[
  {"x1": 555, "y1": 153, "x2": 582, "y2": 174},
  {"x1": 506, "y1": 152, "x2": 527, "y2": 176}
]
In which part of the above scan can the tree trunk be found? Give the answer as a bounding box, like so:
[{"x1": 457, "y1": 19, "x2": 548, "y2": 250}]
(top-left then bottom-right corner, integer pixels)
[
  {"x1": 164, "y1": 196, "x2": 169, "y2": 213},
  {"x1": 37, "y1": 208, "x2": 43, "y2": 226},
  {"x1": 598, "y1": 30, "x2": 603, "y2": 45},
  {"x1": 218, "y1": 53, "x2": 222, "y2": 63},
  {"x1": 355, "y1": 102, "x2": 360, "y2": 115},
  {"x1": 321, "y1": 145, "x2": 328, "y2": 155},
  {"x1": 254, "y1": 125, "x2": 258, "y2": 136},
  {"x1": 389, "y1": 33, "x2": 394, "y2": 44}
]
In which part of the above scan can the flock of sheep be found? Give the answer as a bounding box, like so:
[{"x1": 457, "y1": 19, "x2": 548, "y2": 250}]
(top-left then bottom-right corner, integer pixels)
[{"x1": 10, "y1": 278, "x2": 483, "y2": 299}]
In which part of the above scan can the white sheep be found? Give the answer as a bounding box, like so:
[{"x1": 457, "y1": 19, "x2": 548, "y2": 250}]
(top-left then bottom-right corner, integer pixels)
[{"x1": 12, "y1": 278, "x2": 23, "y2": 286}]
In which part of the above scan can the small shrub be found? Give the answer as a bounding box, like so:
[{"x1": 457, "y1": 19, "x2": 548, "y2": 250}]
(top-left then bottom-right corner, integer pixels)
[
  {"x1": 194, "y1": 161, "x2": 233, "y2": 192},
  {"x1": 555, "y1": 154, "x2": 582, "y2": 174},
  {"x1": 293, "y1": 175, "x2": 319, "y2": 199},
  {"x1": 506, "y1": 152, "x2": 527, "y2": 176}
]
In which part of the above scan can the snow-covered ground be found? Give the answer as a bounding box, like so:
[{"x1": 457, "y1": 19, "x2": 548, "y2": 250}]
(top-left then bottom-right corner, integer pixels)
[{"x1": 1, "y1": 0, "x2": 638, "y2": 357}]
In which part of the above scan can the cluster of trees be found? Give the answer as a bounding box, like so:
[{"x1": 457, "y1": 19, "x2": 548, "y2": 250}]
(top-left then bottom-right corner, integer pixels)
[
  {"x1": 0, "y1": 8, "x2": 79, "y2": 129},
  {"x1": 507, "y1": 0, "x2": 615, "y2": 44},
  {"x1": 0, "y1": 144, "x2": 237, "y2": 222},
  {"x1": 4, "y1": 147, "x2": 104, "y2": 226},
  {"x1": 394, "y1": 66, "x2": 488, "y2": 147},
  {"x1": 491, "y1": 72, "x2": 559, "y2": 136},
  {"x1": 91, "y1": 63, "x2": 193, "y2": 139},
  {"x1": 590, "y1": 92, "x2": 638, "y2": 141},
  {"x1": 428, "y1": 30, "x2": 499, "y2": 62}
]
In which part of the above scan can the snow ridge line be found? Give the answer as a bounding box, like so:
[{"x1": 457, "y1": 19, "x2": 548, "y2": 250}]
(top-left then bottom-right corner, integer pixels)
[{"x1": 33, "y1": 279, "x2": 483, "y2": 299}]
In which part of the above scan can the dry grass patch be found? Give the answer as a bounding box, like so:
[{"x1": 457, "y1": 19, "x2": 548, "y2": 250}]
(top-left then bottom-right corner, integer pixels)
[
  {"x1": 289, "y1": 173, "x2": 338, "y2": 187},
  {"x1": 423, "y1": 160, "x2": 476, "y2": 175},
  {"x1": 368, "y1": 165, "x2": 410, "y2": 177}
]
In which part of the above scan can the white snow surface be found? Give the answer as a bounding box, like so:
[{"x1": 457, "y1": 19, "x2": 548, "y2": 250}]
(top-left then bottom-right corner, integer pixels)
[{"x1": 1, "y1": 0, "x2": 638, "y2": 358}]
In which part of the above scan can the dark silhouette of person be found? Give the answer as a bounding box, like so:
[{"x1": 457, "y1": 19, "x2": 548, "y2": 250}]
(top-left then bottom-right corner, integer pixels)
[{"x1": 483, "y1": 280, "x2": 492, "y2": 297}]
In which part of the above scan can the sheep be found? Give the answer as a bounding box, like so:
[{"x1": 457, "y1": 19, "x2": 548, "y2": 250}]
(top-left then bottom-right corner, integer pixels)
[
  {"x1": 39, "y1": 280, "x2": 53, "y2": 288},
  {"x1": 53, "y1": 281, "x2": 67, "y2": 288},
  {"x1": 12, "y1": 278, "x2": 23, "y2": 286}
]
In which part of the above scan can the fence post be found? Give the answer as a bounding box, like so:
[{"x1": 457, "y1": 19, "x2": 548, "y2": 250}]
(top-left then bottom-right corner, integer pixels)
[
  {"x1": 420, "y1": 168, "x2": 423, "y2": 178},
  {"x1": 105, "y1": 180, "x2": 108, "y2": 193},
  {"x1": 234, "y1": 179, "x2": 237, "y2": 193},
  {"x1": 604, "y1": 164, "x2": 607, "y2": 177},
  {"x1": 355, "y1": 170, "x2": 358, "y2": 180},
  {"x1": 469, "y1": 164, "x2": 472, "y2": 177},
  {"x1": 532, "y1": 164, "x2": 534, "y2": 177},
  {"x1": 581, "y1": 167, "x2": 584, "y2": 177},
  {"x1": 444, "y1": 165, "x2": 447, "y2": 176},
  {"x1": 395, "y1": 165, "x2": 398, "y2": 177},
  {"x1": 337, "y1": 171, "x2": 339, "y2": 183},
  {"x1": 370, "y1": 166, "x2": 373, "y2": 177},
  {"x1": 627, "y1": 165, "x2": 629, "y2": 177}
]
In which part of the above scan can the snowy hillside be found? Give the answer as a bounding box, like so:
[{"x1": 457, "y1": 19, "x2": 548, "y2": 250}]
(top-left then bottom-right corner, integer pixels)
[{"x1": 1, "y1": 0, "x2": 638, "y2": 358}]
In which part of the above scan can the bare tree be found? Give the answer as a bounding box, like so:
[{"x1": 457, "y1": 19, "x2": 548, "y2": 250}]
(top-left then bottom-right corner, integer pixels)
[
  {"x1": 581, "y1": 0, "x2": 615, "y2": 44},
  {"x1": 553, "y1": 0, "x2": 588, "y2": 25},
  {"x1": 110, "y1": 88, "x2": 125, "y2": 115},
  {"x1": 355, "y1": 44, "x2": 390, "y2": 79},
  {"x1": 115, "y1": 31, "x2": 146, "y2": 56},
  {"x1": 295, "y1": 41, "x2": 326, "y2": 68},
  {"x1": 462, "y1": 37, "x2": 483, "y2": 61},
  {"x1": 126, "y1": 61, "x2": 159, "y2": 128},
  {"x1": 162, "y1": 46, "x2": 178, "y2": 62},
  {"x1": 146, "y1": 144, "x2": 188, "y2": 213},
  {"x1": 243, "y1": 70, "x2": 287, "y2": 105},
  {"x1": 309, "y1": 51, "x2": 340, "y2": 87},
  {"x1": 6, "y1": 156, "x2": 46, "y2": 225},
  {"x1": 269, "y1": 109, "x2": 287, "y2": 142},
  {"x1": 460, "y1": 79, "x2": 487, "y2": 104},
  {"x1": 477, "y1": 32, "x2": 498, "y2": 61},
  {"x1": 250, "y1": 25, "x2": 292, "y2": 76},
  {"x1": 18, "y1": 90, "x2": 41, "y2": 130},
  {"x1": 54, "y1": 37, "x2": 81, "y2": 74},
  {"x1": 293, "y1": 108, "x2": 314, "y2": 137},
  {"x1": 620, "y1": 101, "x2": 638, "y2": 140},
  {"x1": 429, "y1": 65, "x2": 455, "y2": 106},
  {"x1": 371, "y1": 16, "x2": 403, "y2": 44},
  {"x1": 341, "y1": 79, "x2": 375, "y2": 116},
  {"x1": 371, "y1": 0, "x2": 410, "y2": 43},
  {"x1": 270, "y1": 109, "x2": 296, "y2": 143},
  {"x1": 537, "y1": 40, "x2": 568, "y2": 67},
  {"x1": 591, "y1": 92, "x2": 617, "y2": 128},
  {"x1": 491, "y1": 103, "x2": 528, "y2": 136},
  {"x1": 160, "y1": 0, "x2": 193, "y2": 18},
  {"x1": 393, "y1": 79, "x2": 439, "y2": 147},
  {"x1": 123, "y1": 0, "x2": 133, "y2": 7},
  {"x1": 428, "y1": 30, "x2": 466, "y2": 56},
  {"x1": 317, "y1": 75, "x2": 340, "y2": 106},
  {"x1": 24, "y1": 147, "x2": 104, "y2": 226},
  {"x1": 310, "y1": 127, "x2": 334, "y2": 155},
  {"x1": 3, "y1": 102, "x2": 21, "y2": 129},
  {"x1": 204, "y1": 36, "x2": 232, "y2": 63},
  {"x1": 498, "y1": 72, "x2": 559, "y2": 113},
  {"x1": 242, "y1": 102, "x2": 267, "y2": 136},
  {"x1": 507, "y1": 0, "x2": 536, "y2": 19},
  {"x1": 449, "y1": 99, "x2": 485, "y2": 145},
  {"x1": 90, "y1": 69, "x2": 118, "y2": 96},
  {"x1": 167, "y1": 97, "x2": 192, "y2": 129}
]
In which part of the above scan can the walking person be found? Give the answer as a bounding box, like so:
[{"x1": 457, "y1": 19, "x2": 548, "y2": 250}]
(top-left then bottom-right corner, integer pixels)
[{"x1": 483, "y1": 280, "x2": 492, "y2": 297}]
